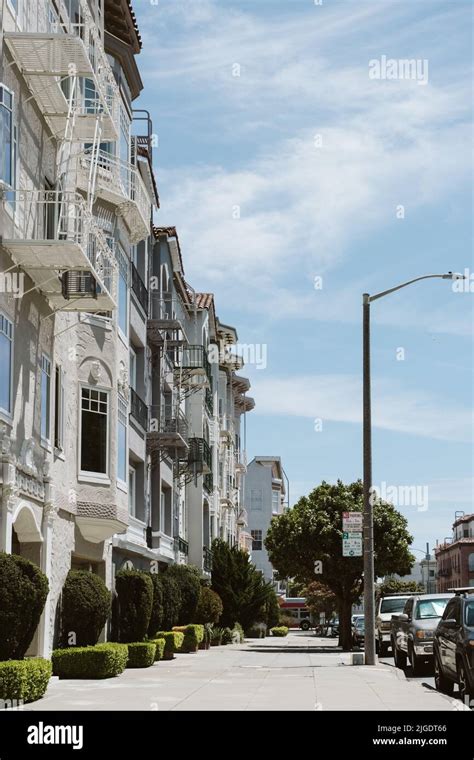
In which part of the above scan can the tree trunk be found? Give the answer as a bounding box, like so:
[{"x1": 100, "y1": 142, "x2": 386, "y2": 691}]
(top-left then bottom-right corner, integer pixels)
[{"x1": 337, "y1": 594, "x2": 353, "y2": 651}]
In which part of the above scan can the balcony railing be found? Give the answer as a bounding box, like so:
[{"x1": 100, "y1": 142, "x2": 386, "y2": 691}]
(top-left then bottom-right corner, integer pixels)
[
  {"x1": 203, "y1": 473, "x2": 213, "y2": 493},
  {"x1": 188, "y1": 438, "x2": 212, "y2": 474},
  {"x1": 176, "y1": 536, "x2": 189, "y2": 556},
  {"x1": 130, "y1": 388, "x2": 147, "y2": 430},
  {"x1": 205, "y1": 387, "x2": 214, "y2": 415},
  {"x1": 182, "y1": 345, "x2": 212, "y2": 386},
  {"x1": 203, "y1": 546, "x2": 212, "y2": 573},
  {"x1": 77, "y1": 149, "x2": 151, "y2": 243},
  {"x1": 131, "y1": 262, "x2": 148, "y2": 313},
  {"x1": 1, "y1": 190, "x2": 116, "y2": 311},
  {"x1": 147, "y1": 405, "x2": 188, "y2": 457},
  {"x1": 147, "y1": 293, "x2": 189, "y2": 348},
  {"x1": 4, "y1": 0, "x2": 119, "y2": 141}
]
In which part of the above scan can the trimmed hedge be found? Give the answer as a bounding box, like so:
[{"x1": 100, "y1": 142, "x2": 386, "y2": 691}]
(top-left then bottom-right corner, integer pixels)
[
  {"x1": 194, "y1": 587, "x2": 223, "y2": 624},
  {"x1": 271, "y1": 626, "x2": 289, "y2": 637},
  {"x1": 165, "y1": 565, "x2": 201, "y2": 625},
  {"x1": 245, "y1": 625, "x2": 266, "y2": 639},
  {"x1": 126, "y1": 642, "x2": 156, "y2": 668},
  {"x1": 160, "y1": 575, "x2": 182, "y2": 630},
  {"x1": 151, "y1": 638, "x2": 166, "y2": 662},
  {"x1": 172, "y1": 624, "x2": 204, "y2": 653},
  {"x1": 147, "y1": 573, "x2": 164, "y2": 637},
  {"x1": 0, "y1": 552, "x2": 49, "y2": 660},
  {"x1": 154, "y1": 631, "x2": 184, "y2": 660},
  {"x1": 115, "y1": 570, "x2": 153, "y2": 643},
  {"x1": 61, "y1": 570, "x2": 111, "y2": 647},
  {"x1": 52, "y1": 643, "x2": 128, "y2": 679},
  {"x1": 0, "y1": 658, "x2": 52, "y2": 703}
]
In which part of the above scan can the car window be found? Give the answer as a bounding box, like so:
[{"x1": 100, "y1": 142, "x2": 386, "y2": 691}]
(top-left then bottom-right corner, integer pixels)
[
  {"x1": 442, "y1": 599, "x2": 457, "y2": 621},
  {"x1": 404, "y1": 598, "x2": 414, "y2": 617},
  {"x1": 380, "y1": 598, "x2": 409, "y2": 614},
  {"x1": 465, "y1": 601, "x2": 474, "y2": 627},
  {"x1": 416, "y1": 598, "x2": 451, "y2": 620}
]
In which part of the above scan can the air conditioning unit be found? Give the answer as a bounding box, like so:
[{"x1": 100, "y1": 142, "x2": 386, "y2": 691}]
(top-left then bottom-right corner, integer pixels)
[{"x1": 62, "y1": 271, "x2": 97, "y2": 299}]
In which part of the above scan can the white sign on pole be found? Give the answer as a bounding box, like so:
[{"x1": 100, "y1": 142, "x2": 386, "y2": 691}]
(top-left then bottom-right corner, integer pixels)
[{"x1": 342, "y1": 511, "x2": 363, "y2": 532}]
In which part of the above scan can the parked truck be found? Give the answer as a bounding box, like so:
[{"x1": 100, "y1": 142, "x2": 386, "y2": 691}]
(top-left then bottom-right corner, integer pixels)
[
  {"x1": 375, "y1": 593, "x2": 415, "y2": 656},
  {"x1": 390, "y1": 593, "x2": 453, "y2": 675}
]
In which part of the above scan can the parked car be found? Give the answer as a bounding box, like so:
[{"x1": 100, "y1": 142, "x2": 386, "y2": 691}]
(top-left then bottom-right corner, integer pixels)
[
  {"x1": 391, "y1": 593, "x2": 453, "y2": 675},
  {"x1": 352, "y1": 614, "x2": 364, "y2": 627},
  {"x1": 376, "y1": 594, "x2": 416, "y2": 656},
  {"x1": 433, "y1": 588, "x2": 474, "y2": 703},
  {"x1": 352, "y1": 616, "x2": 365, "y2": 648}
]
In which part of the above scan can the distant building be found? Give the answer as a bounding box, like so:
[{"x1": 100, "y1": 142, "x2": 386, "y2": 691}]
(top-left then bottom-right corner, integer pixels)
[
  {"x1": 245, "y1": 456, "x2": 286, "y2": 589},
  {"x1": 386, "y1": 557, "x2": 437, "y2": 593},
  {"x1": 435, "y1": 513, "x2": 474, "y2": 592}
]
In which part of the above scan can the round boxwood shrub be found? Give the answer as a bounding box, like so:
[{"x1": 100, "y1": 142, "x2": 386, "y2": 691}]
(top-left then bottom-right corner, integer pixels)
[
  {"x1": 115, "y1": 570, "x2": 153, "y2": 643},
  {"x1": 194, "y1": 587, "x2": 223, "y2": 624},
  {"x1": 147, "y1": 573, "x2": 164, "y2": 638},
  {"x1": 160, "y1": 574, "x2": 182, "y2": 630},
  {"x1": 0, "y1": 659, "x2": 52, "y2": 703},
  {"x1": 0, "y1": 552, "x2": 49, "y2": 660},
  {"x1": 126, "y1": 642, "x2": 156, "y2": 668},
  {"x1": 165, "y1": 565, "x2": 201, "y2": 624},
  {"x1": 271, "y1": 626, "x2": 289, "y2": 637},
  {"x1": 60, "y1": 570, "x2": 111, "y2": 647},
  {"x1": 52, "y1": 643, "x2": 128, "y2": 679}
]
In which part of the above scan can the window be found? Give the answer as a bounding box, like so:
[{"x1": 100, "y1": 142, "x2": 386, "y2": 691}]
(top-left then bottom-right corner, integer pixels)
[
  {"x1": 129, "y1": 466, "x2": 136, "y2": 517},
  {"x1": 40, "y1": 355, "x2": 51, "y2": 442},
  {"x1": 117, "y1": 395, "x2": 127, "y2": 484},
  {"x1": 0, "y1": 314, "x2": 13, "y2": 414},
  {"x1": 251, "y1": 529, "x2": 263, "y2": 551},
  {"x1": 272, "y1": 489, "x2": 280, "y2": 514},
  {"x1": 129, "y1": 347, "x2": 136, "y2": 391},
  {"x1": 54, "y1": 365, "x2": 65, "y2": 451},
  {"x1": 469, "y1": 553, "x2": 474, "y2": 572},
  {"x1": 250, "y1": 489, "x2": 263, "y2": 511},
  {"x1": 80, "y1": 387, "x2": 109, "y2": 475},
  {"x1": 116, "y1": 245, "x2": 129, "y2": 337},
  {"x1": 0, "y1": 85, "x2": 13, "y2": 186}
]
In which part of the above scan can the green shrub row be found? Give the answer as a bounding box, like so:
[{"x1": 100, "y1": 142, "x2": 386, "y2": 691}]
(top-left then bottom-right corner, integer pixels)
[
  {"x1": 0, "y1": 658, "x2": 52, "y2": 703},
  {"x1": 172, "y1": 624, "x2": 204, "y2": 652},
  {"x1": 155, "y1": 631, "x2": 184, "y2": 660},
  {"x1": 270, "y1": 626, "x2": 289, "y2": 637},
  {"x1": 126, "y1": 642, "x2": 156, "y2": 668},
  {"x1": 151, "y1": 638, "x2": 166, "y2": 662},
  {"x1": 52, "y1": 643, "x2": 128, "y2": 679}
]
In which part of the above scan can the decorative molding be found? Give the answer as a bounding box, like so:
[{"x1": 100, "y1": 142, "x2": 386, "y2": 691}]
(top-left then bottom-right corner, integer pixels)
[{"x1": 89, "y1": 360, "x2": 103, "y2": 384}]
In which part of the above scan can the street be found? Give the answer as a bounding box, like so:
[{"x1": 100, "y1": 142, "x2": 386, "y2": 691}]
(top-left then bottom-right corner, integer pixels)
[{"x1": 21, "y1": 632, "x2": 469, "y2": 713}]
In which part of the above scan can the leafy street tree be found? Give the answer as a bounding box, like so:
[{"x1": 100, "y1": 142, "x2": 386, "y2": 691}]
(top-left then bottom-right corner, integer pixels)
[
  {"x1": 211, "y1": 539, "x2": 274, "y2": 631},
  {"x1": 377, "y1": 579, "x2": 424, "y2": 597},
  {"x1": 304, "y1": 581, "x2": 337, "y2": 623},
  {"x1": 265, "y1": 480, "x2": 415, "y2": 650}
]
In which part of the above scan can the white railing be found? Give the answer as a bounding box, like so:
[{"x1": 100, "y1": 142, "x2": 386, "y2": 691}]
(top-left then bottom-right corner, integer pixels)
[
  {"x1": 1, "y1": 190, "x2": 117, "y2": 289},
  {"x1": 78, "y1": 149, "x2": 150, "y2": 234},
  {"x1": 14, "y1": 0, "x2": 119, "y2": 126}
]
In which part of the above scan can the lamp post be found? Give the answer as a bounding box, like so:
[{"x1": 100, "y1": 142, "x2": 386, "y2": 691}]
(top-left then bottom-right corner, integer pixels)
[{"x1": 363, "y1": 272, "x2": 464, "y2": 665}]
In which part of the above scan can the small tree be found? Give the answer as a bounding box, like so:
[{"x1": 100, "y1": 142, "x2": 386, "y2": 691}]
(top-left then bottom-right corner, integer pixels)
[
  {"x1": 61, "y1": 570, "x2": 111, "y2": 647},
  {"x1": 304, "y1": 581, "x2": 337, "y2": 623},
  {"x1": 265, "y1": 590, "x2": 281, "y2": 630},
  {"x1": 147, "y1": 573, "x2": 164, "y2": 637},
  {"x1": 165, "y1": 565, "x2": 201, "y2": 624},
  {"x1": 115, "y1": 570, "x2": 153, "y2": 643},
  {"x1": 160, "y1": 574, "x2": 182, "y2": 630},
  {"x1": 0, "y1": 552, "x2": 49, "y2": 660},
  {"x1": 194, "y1": 587, "x2": 223, "y2": 624}
]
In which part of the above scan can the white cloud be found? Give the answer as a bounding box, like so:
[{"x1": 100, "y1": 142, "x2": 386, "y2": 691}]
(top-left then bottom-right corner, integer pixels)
[{"x1": 248, "y1": 373, "x2": 473, "y2": 442}]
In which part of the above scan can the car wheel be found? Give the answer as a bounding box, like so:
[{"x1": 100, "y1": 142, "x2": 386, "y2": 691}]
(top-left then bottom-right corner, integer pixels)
[
  {"x1": 408, "y1": 644, "x2": 424, "y2": 676},
  {"x1": 300, "y1": 621, "x2": 310, "y2": 631},
  {"x1": 434, "y1": 653, "x2": 454, "y2": 696},
  {"x1": 457, "y1": 659, "x2": 473, "y2": 704},
  {"x1": 393, "y1": 641, "x2": 407, "y2": 670}
]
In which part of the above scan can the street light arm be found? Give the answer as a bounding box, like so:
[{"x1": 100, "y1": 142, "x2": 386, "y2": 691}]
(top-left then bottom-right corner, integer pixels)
[{"x1": 369, "y1": 274, "x2": 456, "y2": 303}]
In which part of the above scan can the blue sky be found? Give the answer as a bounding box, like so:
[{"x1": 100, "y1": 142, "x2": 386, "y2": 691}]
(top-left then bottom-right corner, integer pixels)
[{"x1": 132, "y1": 0, "x2": 473, "y2": 557}]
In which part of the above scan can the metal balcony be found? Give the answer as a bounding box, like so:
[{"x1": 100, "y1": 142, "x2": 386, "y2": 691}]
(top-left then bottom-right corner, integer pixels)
[
  {"x1": 129, "y1": 388, "x2": 147, "y2": 430},
  {"x1": 131, "y1": 262, "x2": 148, "y2": 313},
  {"x1": 76, "y1": 149, "x2": 151, "y2": 243},
  {"x1": 182, "y1": 345, "x2": 212, "y2": 387},
  {"x1": 188, "y1": 437, "x2": 212, "y2": 474},
  {"x1": 4, "y1": 0, "x2": 119, "y2": 141},
  {"x1": 1, "y1": 190, "x2": 116, "y2": 311},
  {"x1": 147, "y1": 405, "x2": 189, "y2": 456},
  {"x1": 203, "y1": 546, "x2": 212, "y2": 573},
  {"x1": 203, "y1": 473, "x2": 213, "y2": 493},
  {"x1": 147, "y1": 294, "x2": 189, "y2": 348},
  {"x1": 176, "y1": 536, "x2": 189, "y2": 556}
]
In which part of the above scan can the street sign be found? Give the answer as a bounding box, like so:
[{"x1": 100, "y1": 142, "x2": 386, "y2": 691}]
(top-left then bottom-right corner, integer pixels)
[
  {"x1": 342, "y1": 511, "x2": 363, "y2": 532},
  {"x1": 342, "y1": 533, "x2": 363, "y2": 557}
]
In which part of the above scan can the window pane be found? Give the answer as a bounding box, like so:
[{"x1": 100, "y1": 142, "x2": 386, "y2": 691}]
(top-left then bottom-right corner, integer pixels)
[
  {"x1": 117, "y1": 419, "x2": 126, "y2": 481},
  {"x1": 41, "y1": 359, "x2": 51, "y2": 440},
  {"x1": 0, "y1": 103, "x2": 12, "y2": 185},
  {"x1": 118, "y1": 272, "x2": 128, "y2": 335},
  {"x1": 81, "y1": 390, "x2": 108, "y2": 474},
  {"x1": 0, "y1": 330, "x2": 11, "y2": 412}
]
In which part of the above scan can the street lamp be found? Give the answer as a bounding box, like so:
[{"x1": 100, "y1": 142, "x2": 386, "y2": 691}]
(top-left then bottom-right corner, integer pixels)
[{"x1": 362, "y1": 272, "x2": 464, "y2": 666}]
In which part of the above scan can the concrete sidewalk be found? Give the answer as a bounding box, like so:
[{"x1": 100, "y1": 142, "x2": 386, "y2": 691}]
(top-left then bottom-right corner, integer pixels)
[{"x1": 23, "y1": 633, "x2": 469, "y2": 712}]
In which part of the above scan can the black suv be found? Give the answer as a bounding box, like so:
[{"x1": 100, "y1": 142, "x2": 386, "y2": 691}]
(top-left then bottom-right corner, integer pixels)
[{"x1": 433, "y1": 588, "x2": 474, "y2": 704}]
